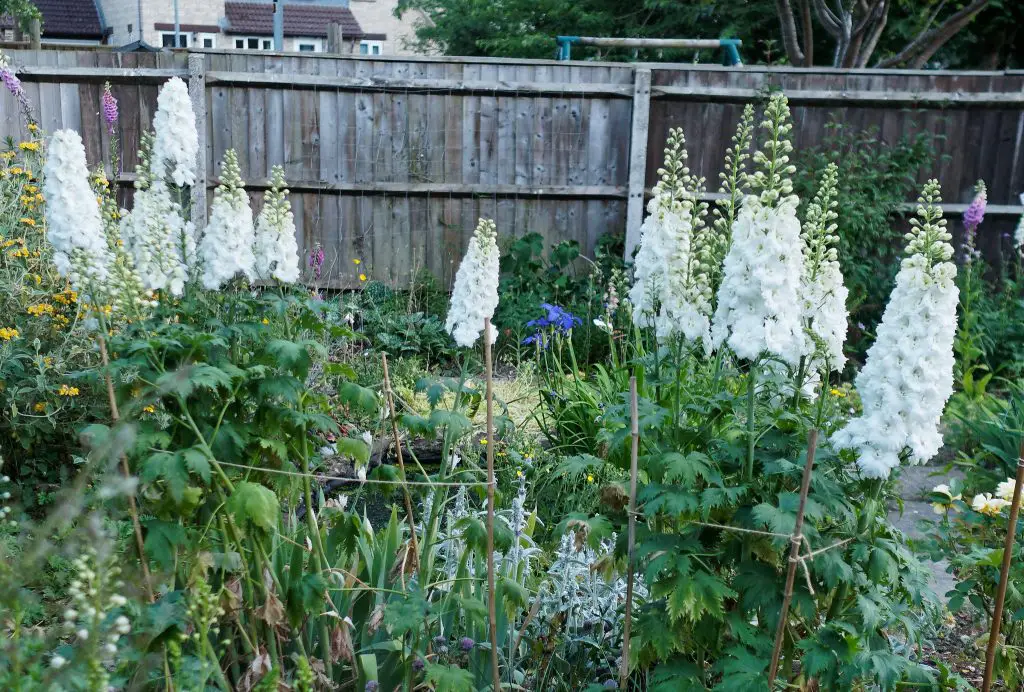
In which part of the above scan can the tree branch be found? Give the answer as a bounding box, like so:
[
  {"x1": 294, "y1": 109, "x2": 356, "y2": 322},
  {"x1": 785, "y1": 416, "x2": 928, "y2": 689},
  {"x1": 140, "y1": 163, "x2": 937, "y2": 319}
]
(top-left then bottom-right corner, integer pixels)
[
  {"x1": 811, "y1": 0, "x2": 842, "y2": 35},
  {"x1": 776, "y1": 0, "x2": 807, "y2": 66},
  {"x1": 877, "y1": 0, "x2": 988, "y2": 68},
  {"x1": 855, "y1": 1, "x2": 888, "y2": 67},
  {"x1": 800, "y1": 0, "x2": 814, "y2": 65}
]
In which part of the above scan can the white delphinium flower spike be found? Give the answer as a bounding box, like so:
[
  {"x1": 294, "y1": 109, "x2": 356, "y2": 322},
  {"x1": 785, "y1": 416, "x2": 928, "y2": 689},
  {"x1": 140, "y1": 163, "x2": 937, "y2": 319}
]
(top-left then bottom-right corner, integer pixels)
[
  {"x1": 800, "y1": 162, "x2": 848, "y2": 374},
  {"x1": 1014, "y1": 193, "x2": 1024, "y2": 257},
  {"x1": 629, "y1": 128, "x2": 715, "y2": 350},
  {"x1": 253, "y1": 165, "x2": 300, "y2": 283},
  {"x1": 42, "y1": 130, "x2": 114, "y2": 296},
  {"x1": 711, "y1": 93, "x2": 805, "y2": 366},
  {"x1": 445, "y1": 218, "x2": 499, "y2": 348},
  {"x1": 93, "y1": 171, "x2": 152, "y2": 314},
  {"x1": 120, "y1": 133, "x2": 192, "y2": 297},
  {"x1": 832, "y1": 180, "x2": 958, "y2": 479},
  {"x1": 151, "y1": 76, "x2": 199, "y2": 187},
  {"x1": 708, "y1": 103, "x2": 755, "y2": 292},
  {"x1": 199, "y1": 149, "x2": 256, "y2": 290}
]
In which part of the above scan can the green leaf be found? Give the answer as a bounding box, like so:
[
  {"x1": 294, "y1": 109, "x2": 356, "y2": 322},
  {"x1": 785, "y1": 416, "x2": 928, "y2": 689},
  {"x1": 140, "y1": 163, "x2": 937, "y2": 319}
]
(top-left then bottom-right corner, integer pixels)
[
  {"x1": 286, "y1": 573, "x2": 327, "y2": 628},
  {"x1": 266, "y1": 339, "x2": 317, "y2": 375},
  {"x1": 429, "y1": 410, "x2": 472, "y2": 440},
  {"x1": 555, "y1": 454, "x2": 604, "y2": 478},
  {"x1": 335, "y1": 437, "x2": 370, "y2": 465},
  {"x1": 384, "y1": 592, "x2": 430, "y2": 638},
  {"x1": 659, "y1": 451, "x2": 714, "y2": 486},
  {"x1": 188, "y1": 363, "x2": 235, "y2": 391},
  {"x1": 227, "y1": 481, "x2": 280, "y2": 532},
  {"x1": 144, "y1": 519, "x2": 186, "y2": 570},
  {"x1": 181, "y1": 447, "x2": 211, "y2": 484},
  {"x1": 141, "y1": 451, "x2": 189, "y2": 502},
  {"x1": 424, "y1": 663, "x2": 474, "y2": 692},
  {"x1": 338, "y1": 381, "x2": 379, "y2": 415}
]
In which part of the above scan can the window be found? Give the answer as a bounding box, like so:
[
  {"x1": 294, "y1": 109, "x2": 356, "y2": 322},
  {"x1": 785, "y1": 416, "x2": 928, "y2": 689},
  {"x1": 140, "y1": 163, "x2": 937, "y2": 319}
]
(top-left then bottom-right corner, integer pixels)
[
  {"x1": 160, "y1": 31, "x2": 188, "y2": 48},
  {"x1": 359, "y1": 40, "x2": 382, "y2": 55},
  {"x1": 262, "y1": 39, "x2": 273, "y2": 49},
  {"x1": 196, "y1": 33, "x2": 217, "y2": 49},
  {"x1": 247, "y1": 37, "x2": 259, "y2": 49},
  {"x1": 296, "y1": 38, "x2": 322, "y2": 52}
]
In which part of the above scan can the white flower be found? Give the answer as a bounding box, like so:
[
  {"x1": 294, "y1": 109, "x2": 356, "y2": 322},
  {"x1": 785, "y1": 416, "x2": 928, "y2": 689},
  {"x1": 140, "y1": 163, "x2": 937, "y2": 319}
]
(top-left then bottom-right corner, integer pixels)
[
  {"x1": 361, "y1": 430, "x2": 372, "y2": 447},
  {"x1": 445, "y1": 218, "x2": 500, "y2": 348},
  {"x1": 325, "y1": 495, "x2": 349, "y2": 511},
  {"x1": 357, "y1": 466, "x2": 367, "y2": 483},
  {"x1": 76, "y1": 628, "x2": 89, "y2": 640},
  {"x1": 972, "y1": 493, "x2": 1011, "y2": 517},
  {"x1": 42, "y1": 130, "x2": 114, "y2": 295},
  {"x1": 114, "y1": 615, "x2": 130, "y2": 634},
  {"x1": 800, "y1": 163, "x2": 848, "y2": 373},
  {"x1": 593, "y1": 317, "x2": 612, "y2": 333},
  {"x1": 120, "y1": 149, "x2": 192, "y2": 297},
  {"x1": 832, "y1": 180, "x2": 958, "y2": 479},
  {"x1": 996, "y1": 478, "x2": 1017, "y2": 501},
  {"x1": 1015, "y1": 192, "x2": 1024, "y2": 256},
  {"x1": 628, "y1": 129, "x2": 715, "y2": 350},
  {"x1": 199, "y1": 149, "x2": 256, "y2": 289},
  {"x1": 50, "y1": 655, "x2": 67, "y2": 669},
  {"x1": 711, "y1": 94, "x2": 805, "y2": 366},
  {"x1": 253, "y1": 165, "x2": 300, "y2": 284},
  {"x1": 152, "y1": 77, "x2": 199, "y2": 187}
]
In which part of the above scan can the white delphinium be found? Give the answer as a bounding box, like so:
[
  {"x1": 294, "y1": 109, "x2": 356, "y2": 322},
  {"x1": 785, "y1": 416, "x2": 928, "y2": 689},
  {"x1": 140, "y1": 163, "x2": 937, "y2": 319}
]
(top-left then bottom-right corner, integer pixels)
[
  {"x1": 832, "y1": 180, "x2": 958, "y2": 479},
  {"x1": 711, "y1": 93, "x2": 805, "y2": 367},
  {"x1": 253, "y1": 165, "x2": 300, "y2": 283},
  {"x1": 120, "y1": 133, "x2": 192, "y2": 297},
  {"x1": 151, "y1": 76, "x2": 199, "y2": 187},
  {"x1": 199, "y1": 149, "x2": 256, "y2": 290},
  {"x1": 708, "y1": 104, "x2": 755, "y2": 294},
  {"x1": 42, "y1": 130, "x2": 114, "y2": 297},
  {"x1": 629, "y1": 129, "x2": 716, "y2": 350},
  {"x1": 445, "y1": 218, "x2": 499, "y2": 347},
  {"x1": 1014, "y1": 192, "x2": 1024, "y2": 257},
  {"x1": 93, "y1": 171, "x2": 152, "y2": 315},
  {"x1": 799, "y1": 162, "x2": 848, "y2": 374}
]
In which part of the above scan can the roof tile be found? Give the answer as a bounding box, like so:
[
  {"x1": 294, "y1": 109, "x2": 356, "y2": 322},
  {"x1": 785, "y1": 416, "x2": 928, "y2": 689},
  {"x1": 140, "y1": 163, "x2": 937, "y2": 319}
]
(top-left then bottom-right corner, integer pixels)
[{"x1": 225, "y1": 2, "x2": 363, "y2": 39}]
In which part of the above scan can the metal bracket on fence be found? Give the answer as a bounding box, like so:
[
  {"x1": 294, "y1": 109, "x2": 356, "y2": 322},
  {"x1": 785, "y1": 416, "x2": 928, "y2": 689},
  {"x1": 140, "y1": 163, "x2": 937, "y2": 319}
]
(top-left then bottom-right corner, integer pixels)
[{"x1": 555, "y1": 36, "x2": 743, "y2": 66}]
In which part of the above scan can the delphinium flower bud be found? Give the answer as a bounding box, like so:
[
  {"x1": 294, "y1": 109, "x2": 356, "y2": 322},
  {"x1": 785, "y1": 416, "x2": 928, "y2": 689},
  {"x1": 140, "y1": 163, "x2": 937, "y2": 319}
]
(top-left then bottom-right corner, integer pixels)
[
  {"x1": 253, "y1": 165, "x2": 300, "y2": 284},
  {"x1": 199, "y1": 149, "x2": 256, "y2": 289},
  {"x1": 832, "y1": 180, "x2": 958, "y2": 479},
  {"x1": 445, "y1": 218, "x2": 500, "y2": 348},
  {"x1": 151, "y1": 77, "x2": 199, "y2": 187},
  {"x1": 708, "y1": 103, "x2": 754, "y2": 291},
  {"x1": 711, "y1": 93, "x2": 805, "y2": 366}
]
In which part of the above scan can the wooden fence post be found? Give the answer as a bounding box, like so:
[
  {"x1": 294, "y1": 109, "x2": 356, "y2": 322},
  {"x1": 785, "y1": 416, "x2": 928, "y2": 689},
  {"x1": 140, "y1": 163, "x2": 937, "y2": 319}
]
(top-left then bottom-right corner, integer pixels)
[
  {"x1": 187, "y1": 53, "x2": 208, "y2": 230},
  {"x1": 624, "y1": 68, "x2": 651, "y2": 261},
  {"x1": 327, "y1": 23, "x2": 345, "y2": 54}
]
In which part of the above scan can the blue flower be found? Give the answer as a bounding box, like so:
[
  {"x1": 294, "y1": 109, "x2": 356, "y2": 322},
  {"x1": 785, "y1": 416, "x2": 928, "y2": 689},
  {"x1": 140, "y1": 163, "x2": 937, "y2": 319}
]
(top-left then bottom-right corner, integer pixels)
[{"x1": 522, "y1": 303, "x2": 581, "y2": 345}]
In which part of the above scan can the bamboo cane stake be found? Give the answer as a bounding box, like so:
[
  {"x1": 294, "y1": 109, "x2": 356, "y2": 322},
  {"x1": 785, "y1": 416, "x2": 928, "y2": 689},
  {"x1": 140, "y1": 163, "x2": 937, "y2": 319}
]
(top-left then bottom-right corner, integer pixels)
[
  {"x1": 620, "y1": 376, "x2": 639, "y2": 690},
  {"x1": 767, "y1": 428, "x2": 819, "y2": 685},
  {"x1": 982, "y1": 440, "x2": 1024, "y2": 692},
  {"x1": 98, "y1": 335, "x2": 154, "y2": 603},
  {"x1": 483, "y1": 318, "x2": 501, "y2": 691},
  {"x1": 381, "y1": 353, "x2": 420, "y2": 563}
]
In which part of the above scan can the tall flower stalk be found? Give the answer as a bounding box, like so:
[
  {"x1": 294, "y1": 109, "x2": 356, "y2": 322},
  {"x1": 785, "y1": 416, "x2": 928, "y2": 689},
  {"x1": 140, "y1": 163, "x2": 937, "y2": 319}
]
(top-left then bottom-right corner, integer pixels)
[
  {"x1": 708, "y1": 103, "x2": 755, "y2": 293},
  {"x1": 152, "y1": 76, "x2": 199, "y2": 188},
  {"x1": 444, "y1": 218, "x2": 499, "y2": 348},
  {"x1": 832, "y1": 180, "x2": 958, "y2": 479},
  {"x1": 254, "y1": 165, "x2": 300, "y2": 284},
  {"x1": 199, "y1": 149, "x2": 256, "y2": 290}
]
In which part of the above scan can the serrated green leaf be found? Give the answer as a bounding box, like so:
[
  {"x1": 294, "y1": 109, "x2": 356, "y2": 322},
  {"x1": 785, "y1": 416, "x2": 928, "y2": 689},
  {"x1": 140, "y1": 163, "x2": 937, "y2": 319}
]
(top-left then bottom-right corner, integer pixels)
[
  {"x1": 143, "y1": 519, "x2": 186, "y2": 570},
  {"x1": 424, "y1": 663, "x2": 474, "y2": 692},
  {"x1": 335, "y1": 437, "x2": 370, "y2": 465},
  {"x1": 181, "y1": 447, "x2": 210, "y2": 484},
  {"x1": 228, "y1": 481, "x2": 280, "y2": 532},
  {"x1": 338, "y1": 381, "x2": 379, "y2": 414}
]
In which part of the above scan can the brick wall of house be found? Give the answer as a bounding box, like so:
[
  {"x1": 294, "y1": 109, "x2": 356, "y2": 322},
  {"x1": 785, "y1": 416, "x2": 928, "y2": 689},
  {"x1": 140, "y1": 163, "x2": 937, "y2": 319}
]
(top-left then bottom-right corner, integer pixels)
[
  {"x1": 346, "y1": 0, "x2": 432, "y2": 55},
  {"x1": 97, "y1": 0, "x2": 226, "y2": 47}
]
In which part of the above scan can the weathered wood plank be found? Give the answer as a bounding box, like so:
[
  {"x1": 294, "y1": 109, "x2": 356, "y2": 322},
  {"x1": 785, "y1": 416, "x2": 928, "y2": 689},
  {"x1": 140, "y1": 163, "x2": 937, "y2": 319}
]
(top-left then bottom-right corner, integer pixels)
[{"x1": 624, "y1": 68, "x2": 652, "y2": 258}]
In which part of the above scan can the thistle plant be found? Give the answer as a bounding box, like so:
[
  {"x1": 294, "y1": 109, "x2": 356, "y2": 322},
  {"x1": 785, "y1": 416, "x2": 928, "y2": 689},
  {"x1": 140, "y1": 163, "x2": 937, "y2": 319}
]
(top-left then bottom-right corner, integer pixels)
[
  {"x1": 832, "y1": 179, "x2": 958, "y2": 479},
  {"x1": 199, "y1": 149, "x2": 256, "y2": 290},
  {"x1": 444, "y1": 217, "x2": 499, "y2": 348},
  {"x1": 253, "y1": 165, "x2": 300, "y2": 284}
]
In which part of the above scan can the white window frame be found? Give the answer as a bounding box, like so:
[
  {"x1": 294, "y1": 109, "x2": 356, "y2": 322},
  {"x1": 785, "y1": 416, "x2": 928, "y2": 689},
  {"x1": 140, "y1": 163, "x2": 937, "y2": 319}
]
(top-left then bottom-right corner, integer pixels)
[
  {"x1": 359, "y1": 40, "x2": 383, "y2": 56},
  {"x1": 232, "y1": 35, "x2": 275, "y2": 51},
  {"x1": 296, "y1": 39, "x2": 323, "y2": 52},
  {"x1": 196, "y1": 32, "x2": 217, "y2": 49},
  {"x1": 159, "y1": 31, "x2": 188, "y2": 48}
]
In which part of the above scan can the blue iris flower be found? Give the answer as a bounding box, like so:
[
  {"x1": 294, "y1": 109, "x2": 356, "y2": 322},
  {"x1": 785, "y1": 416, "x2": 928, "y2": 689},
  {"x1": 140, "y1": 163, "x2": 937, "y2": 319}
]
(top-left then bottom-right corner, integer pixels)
[{"x1": 522, "y1": 303, "x2": 581, "y2": 346}]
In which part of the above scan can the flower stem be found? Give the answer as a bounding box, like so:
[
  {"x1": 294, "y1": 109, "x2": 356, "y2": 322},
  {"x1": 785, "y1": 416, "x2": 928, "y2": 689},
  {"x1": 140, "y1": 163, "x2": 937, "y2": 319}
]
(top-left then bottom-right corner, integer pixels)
[{"x1": 744, "y1": 361, "x2": 758, "y2": 482}]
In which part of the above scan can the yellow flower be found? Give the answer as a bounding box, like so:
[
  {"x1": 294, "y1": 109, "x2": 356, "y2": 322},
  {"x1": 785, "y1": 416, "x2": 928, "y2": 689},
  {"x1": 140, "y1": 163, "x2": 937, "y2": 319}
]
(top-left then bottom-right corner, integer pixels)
[
  {"x1": 57, "y1": 384, "x2": 80, "y2": 397},
  {"x1": 33, "y1": 402, "x2": 46, "y2": 412},
  {"x1": 142, "y1": 405, "x2": 156, "y2": 414},
  {"x1": 24, "y1": 184, "x2": 37, "y2": 193},
  {"x1": 19, "y1": 217, "x2": 35, "y2": 226},
  {"x1": 0, "y1": 151, "x2": 13, "y2": 160},
  {"x1": 0, "y1": 327, "x2": 19, "y2": 340},
  {"x1": 27, "y1": 123, "x2": 37, "y2": 132},
  {"x1": 586, "y1": 474, "x2": 595, "y2": 483},
  {"x1": 261, "y1": 318, "x2": 269, "y2": 325},
  {"x1": 27, "y1": 303, "x2": 55, "y2": 317},
  {"x1": 8, "y1": 247, "x2": 29, "y2": 258},
  {"x1": 516, "y1": 469, "x2": 524, "y2": 478},
  {"x1": 829, "y1": 388, "x2": 846, "y2": 398},
  {"x1": 359, "y1": 273, "x2": 367, "y2": 282},
  {"x1": 479, "y1": 439, "x2": 488, "y2": 445},
  {"x1": 353, "y1": 258, "x2": 361, "y2": 265},
  {"x1": 9, "y1": 167, "x2": 23, "y2": 176},
  {"x1": 18, "y1": 141, "x2": 39, "y2": 152}
]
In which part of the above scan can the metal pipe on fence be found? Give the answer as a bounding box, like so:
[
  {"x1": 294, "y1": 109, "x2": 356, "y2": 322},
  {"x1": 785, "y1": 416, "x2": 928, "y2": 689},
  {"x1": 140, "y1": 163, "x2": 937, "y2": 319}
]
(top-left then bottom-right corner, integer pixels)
[{"x1": 556, "y1": 36, "x2": 742, "y2": 65}]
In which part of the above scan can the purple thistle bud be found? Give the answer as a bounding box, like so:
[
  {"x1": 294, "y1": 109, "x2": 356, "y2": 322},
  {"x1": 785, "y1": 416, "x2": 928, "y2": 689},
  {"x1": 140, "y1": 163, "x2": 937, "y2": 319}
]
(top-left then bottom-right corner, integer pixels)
[
  {"x1": 365, "y1": 682, "x2": 378, "y2": 692},
  {"x1": 412, "y1": 658, "x2": 425, "y2": 672},
  {"x1": 603, "y1": 680, "x2": 619, "y2": 689},
  {"x1": 102, "y1": 82, "x2": 118, "y2": 134},
  {"x1": 459, "y1": 636, "x2": 475, "y2": 652}
]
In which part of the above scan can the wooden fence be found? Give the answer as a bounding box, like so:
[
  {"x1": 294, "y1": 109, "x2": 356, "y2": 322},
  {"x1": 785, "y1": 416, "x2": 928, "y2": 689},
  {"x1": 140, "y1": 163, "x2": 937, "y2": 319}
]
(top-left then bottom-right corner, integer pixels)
[{"x1": 2, "y1": 49, "x2": 1022, "y2": 285}]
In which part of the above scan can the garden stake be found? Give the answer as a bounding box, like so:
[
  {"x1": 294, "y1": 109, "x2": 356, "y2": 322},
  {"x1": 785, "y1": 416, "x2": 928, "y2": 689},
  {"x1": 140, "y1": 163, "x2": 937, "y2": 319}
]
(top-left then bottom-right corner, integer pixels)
[
  {"x1": 98, "y1": 334, "x2": 154, "y2": 603},
  {"x1": 620, "y1": 376, "x2": 639, "y2": 690},
  {"x1": 768, "y1": 428, "x2": 819, "y2": 685},
  {"x1": 381, "y1": 353, "x2": 420, "y2": 563},
  {"x1": 982, "y1": 439, "x2": 1024, "y2": 692},
  {"x1": 483, "y1": 318, "x2": 501, "y2": 692}
]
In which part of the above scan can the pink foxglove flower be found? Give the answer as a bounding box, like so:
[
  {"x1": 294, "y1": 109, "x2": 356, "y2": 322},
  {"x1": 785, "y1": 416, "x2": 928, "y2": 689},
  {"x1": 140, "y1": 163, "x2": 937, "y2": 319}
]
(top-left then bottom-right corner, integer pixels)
[
  {"x1": 101, "y1": 82, "x2": 118, "y2": 134},
  {"x1": 961, "y1": 180, "x2": 986, "y2": 264}
]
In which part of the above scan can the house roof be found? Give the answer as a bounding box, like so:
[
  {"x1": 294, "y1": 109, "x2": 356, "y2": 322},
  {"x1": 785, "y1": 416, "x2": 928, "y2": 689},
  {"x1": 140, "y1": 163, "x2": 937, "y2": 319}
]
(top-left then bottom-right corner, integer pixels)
[
  {"x1": 224, "y1": 2, "x2": 364, "y2": 39},
  {"x1": 0, "y1": 0, "x2": 105, "y2": 40}
]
